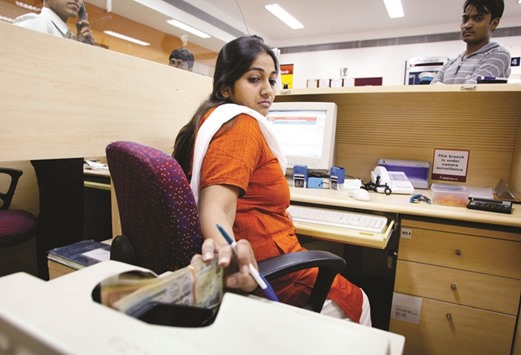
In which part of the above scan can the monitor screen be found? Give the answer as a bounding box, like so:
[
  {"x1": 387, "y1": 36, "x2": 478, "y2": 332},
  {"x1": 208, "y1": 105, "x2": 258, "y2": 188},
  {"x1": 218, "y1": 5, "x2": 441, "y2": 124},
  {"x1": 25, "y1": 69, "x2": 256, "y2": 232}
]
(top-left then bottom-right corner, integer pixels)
[{"x1": 267, "y1": 101, "x2": 337, "y2": 172}]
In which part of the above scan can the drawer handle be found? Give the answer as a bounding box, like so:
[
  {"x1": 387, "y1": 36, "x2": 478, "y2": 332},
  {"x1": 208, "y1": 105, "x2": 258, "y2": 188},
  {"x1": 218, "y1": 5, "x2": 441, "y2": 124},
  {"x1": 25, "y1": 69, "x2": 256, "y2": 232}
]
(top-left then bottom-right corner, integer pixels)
[
  {"x1": 455, "y1": 249, "x2": 462, "y2": 256},
  {"x1": 446, "y1": 313, "x2": 452, "y2": 321},
  {"x1": 450, "y1": 283, "x2": 457, "y2": 291}
]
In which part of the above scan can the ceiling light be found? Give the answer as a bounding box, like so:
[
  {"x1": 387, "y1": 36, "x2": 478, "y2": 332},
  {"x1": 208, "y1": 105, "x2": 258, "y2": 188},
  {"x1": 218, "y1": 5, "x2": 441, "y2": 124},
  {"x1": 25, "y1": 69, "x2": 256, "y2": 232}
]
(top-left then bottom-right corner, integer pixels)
[
  {"x1": 265, "y1": 4, "x2": 304, "y2": 30},
  {"x1": 0, "y1": 15, "x2": 14, "y2": 23},
  {"x1": 383, "y1": 0, "x2": 404, "y2": 18},
  {"x1": 15, "y1": 1, "x2": 40, "y2": 12},
  {"x1": 167, "y1": 19, "x2": 211, "y2": 39},
  {"x1": 103, "y1": 30, "x2": 150, "y2": 46}
]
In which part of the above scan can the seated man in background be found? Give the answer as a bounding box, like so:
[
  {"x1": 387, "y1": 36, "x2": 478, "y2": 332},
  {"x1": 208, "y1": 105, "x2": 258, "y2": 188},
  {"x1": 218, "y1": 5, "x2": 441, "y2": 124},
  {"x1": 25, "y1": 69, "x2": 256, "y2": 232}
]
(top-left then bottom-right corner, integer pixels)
[
  {"x1": 169, "y1": 48, "x2": 195, "y2": 71},
  {"x1": 431, "y1": 0, "x2": 511, "y2": 84}
]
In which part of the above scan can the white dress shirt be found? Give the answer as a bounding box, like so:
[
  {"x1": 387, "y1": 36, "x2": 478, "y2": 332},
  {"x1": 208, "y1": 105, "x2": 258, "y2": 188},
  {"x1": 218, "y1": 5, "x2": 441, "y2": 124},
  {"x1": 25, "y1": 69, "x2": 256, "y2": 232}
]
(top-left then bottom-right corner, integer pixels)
[{"x1": 14, "y1": 7, "x2": 71, "y2": 39}]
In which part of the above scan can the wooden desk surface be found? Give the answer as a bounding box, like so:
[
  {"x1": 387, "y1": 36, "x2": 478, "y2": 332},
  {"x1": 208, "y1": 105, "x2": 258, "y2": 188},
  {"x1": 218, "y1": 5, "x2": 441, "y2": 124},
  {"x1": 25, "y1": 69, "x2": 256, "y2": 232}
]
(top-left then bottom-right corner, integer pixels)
[
  {"x1": 89, "y1": 172, "x2": 521, "y2": 249},
  {"x1": 290, "y1": 187, "x2": 521, "y2": 228}
]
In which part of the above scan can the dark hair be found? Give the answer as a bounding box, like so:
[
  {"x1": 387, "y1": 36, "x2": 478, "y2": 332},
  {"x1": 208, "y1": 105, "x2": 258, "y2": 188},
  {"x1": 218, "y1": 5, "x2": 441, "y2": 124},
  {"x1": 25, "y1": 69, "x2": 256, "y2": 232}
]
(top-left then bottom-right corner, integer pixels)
[
  {"x1": 169, "y1": 48, "x2": 195, "y2": 69},
  {"x1": 172, "y1": 35, "x2": 279, "y2": 176},
  {"x1": 463, "y1": 0, "x2": 504, "y2": 19}
]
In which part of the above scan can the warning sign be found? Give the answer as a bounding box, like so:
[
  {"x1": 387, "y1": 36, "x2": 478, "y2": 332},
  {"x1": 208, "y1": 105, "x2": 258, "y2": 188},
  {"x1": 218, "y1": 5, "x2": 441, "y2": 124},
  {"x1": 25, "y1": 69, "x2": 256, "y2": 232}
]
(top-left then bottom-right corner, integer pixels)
[{"x1": 432, "y1": 149, "x2": 469, "y2": 182}]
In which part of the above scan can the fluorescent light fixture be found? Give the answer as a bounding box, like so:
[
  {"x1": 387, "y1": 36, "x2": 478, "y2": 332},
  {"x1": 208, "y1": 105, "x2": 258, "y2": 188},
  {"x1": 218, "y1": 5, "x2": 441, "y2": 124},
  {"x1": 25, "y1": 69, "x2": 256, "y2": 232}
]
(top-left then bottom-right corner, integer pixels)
[
  {"x1": 167, "y1": 19, "x2": 211, "y2": 39},
  {"x1": 15, "y1": 1, "x2": 40, "y2": 11},
  {"x1": 0, "y1": 15, "x2": 14, "y2": 23},
  {"x1": 103, "y1": 30, "x2": 150, "y2": 46},
  {"x1": 265, "y1": 3, "x2": 304, "y2": 30},
  {"x1": 383, "y1": 0, "x2": 404, "y2": 18}
]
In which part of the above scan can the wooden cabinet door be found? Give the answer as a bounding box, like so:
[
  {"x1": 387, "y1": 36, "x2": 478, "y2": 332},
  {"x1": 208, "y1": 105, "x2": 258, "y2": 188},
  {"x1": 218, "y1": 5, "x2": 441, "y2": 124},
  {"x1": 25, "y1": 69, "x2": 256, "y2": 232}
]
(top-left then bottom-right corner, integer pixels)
[
  {"x1": 395, "y1": 260, "x2": 521, "y2": 315},
  {"x1": 398, "y1": 228, "x2": 521, "y2": 279},
  {"x1": 390, "y1": 297, "x2": 516, "y2": 355}
]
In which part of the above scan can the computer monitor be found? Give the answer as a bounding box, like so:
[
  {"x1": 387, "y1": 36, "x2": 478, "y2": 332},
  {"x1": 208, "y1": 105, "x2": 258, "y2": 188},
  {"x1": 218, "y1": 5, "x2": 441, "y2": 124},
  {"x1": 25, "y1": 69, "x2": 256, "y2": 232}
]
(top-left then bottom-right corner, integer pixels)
[{"x1": 267, "y1": 101, "x2": 337, "y2": 172}]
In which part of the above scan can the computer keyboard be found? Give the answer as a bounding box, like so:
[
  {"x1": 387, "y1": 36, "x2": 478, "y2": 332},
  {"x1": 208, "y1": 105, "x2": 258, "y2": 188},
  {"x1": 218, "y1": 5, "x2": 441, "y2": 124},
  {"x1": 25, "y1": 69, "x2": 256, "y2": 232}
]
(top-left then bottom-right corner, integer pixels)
[{"x1": 288, "y1": 205, "x2": 388, "y2": 234}]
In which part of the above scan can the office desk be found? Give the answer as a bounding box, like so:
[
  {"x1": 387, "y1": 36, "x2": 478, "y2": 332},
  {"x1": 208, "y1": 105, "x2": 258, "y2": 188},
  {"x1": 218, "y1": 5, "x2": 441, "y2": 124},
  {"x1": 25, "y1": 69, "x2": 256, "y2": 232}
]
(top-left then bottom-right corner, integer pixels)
[
  {"x1": 288, "y1": 187, "x2": 521, "y2": 355},
  {"x1": 46, "y1": 185, "x2": 521, "y2": 353},
  {"x1": 290, "y1": 186, "x2": 521, "y2": 249},
  {"x1": 290, "y1": 187, "x2": 521, "y2": 228},
  {"x1": 0, "y1": 261, "x2": 405, "y2": 355}
]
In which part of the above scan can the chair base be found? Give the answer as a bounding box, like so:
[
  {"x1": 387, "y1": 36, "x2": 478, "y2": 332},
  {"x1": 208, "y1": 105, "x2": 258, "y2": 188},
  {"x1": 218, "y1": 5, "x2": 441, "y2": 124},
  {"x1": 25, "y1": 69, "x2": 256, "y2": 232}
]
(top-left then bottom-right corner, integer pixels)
[{"x1": 0, "y1": 236, "x2": 37, "y2": 277}]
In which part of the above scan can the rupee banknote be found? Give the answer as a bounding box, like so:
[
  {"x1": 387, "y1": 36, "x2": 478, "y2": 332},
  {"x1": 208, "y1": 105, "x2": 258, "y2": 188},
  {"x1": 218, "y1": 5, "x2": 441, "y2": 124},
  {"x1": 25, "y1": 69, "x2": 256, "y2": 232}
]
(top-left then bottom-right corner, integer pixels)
[{"x1": 100, "y1": 258, "x2": 223, "y2": 316}]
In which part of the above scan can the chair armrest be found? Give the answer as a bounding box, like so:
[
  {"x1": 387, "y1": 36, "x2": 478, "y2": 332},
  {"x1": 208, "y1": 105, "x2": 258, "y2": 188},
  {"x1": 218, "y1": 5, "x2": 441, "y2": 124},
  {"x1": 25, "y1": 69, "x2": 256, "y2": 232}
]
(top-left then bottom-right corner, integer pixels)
[
  {"x1": 110, "y1": 235, "x2": 139, "y2": 266},
  {"x1": 111, "y1": 235, "x2": 345, "y2": 313},
  {"x1": 0, "y1": 167, "x2": 23, "y2": 210},
  {"x1": 258, "y1": 250, "x2": 346, "y2": 313}
]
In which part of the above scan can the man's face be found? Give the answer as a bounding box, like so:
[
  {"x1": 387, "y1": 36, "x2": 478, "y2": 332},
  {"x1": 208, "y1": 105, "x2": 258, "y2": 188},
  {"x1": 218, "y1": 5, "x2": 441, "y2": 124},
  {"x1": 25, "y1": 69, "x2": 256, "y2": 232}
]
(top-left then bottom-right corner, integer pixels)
[
  {"x1": 461, "y1": 5, "x2": 499, "y2": 47},
  {"x1": 169, "y1": 58, "x2": 192, "y2": 71},
  {"x1": 46, "y1": 0, "x2": 81, "y2": 22}
]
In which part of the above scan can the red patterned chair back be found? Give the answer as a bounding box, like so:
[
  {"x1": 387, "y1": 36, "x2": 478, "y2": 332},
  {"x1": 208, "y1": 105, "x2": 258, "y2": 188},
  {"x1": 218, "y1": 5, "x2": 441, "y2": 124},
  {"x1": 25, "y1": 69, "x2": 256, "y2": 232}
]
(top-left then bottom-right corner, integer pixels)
[{"x1": 106, "y1": 141, "x2": 202, "y2": 274}]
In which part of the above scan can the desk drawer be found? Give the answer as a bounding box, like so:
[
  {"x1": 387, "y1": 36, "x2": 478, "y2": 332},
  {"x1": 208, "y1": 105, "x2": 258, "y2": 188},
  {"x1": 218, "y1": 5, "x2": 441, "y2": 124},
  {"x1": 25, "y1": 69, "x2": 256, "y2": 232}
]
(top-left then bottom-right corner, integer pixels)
[
  {"x1": 398, "y1": 227, "x2": 521, "y2": 278},
  {"x1": 395, "y1": 260, "x2": 521, "y2": 315},
  {"x1": 390, "y1": 297, "x2": 516, "y2": 355}
]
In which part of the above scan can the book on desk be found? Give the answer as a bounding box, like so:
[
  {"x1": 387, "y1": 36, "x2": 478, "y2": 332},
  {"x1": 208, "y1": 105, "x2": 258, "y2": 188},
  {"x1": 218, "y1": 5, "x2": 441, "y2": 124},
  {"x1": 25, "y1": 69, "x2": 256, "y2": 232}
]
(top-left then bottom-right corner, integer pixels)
[{"x1": 48, "y1": 239, "x2": 111, "y2": 271}]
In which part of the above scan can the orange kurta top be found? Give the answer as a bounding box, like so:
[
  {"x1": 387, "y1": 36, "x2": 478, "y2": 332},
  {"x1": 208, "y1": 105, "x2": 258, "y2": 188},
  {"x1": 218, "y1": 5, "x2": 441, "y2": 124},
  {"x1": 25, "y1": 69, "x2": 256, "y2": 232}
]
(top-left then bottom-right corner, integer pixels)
[{"x1": 197, "y1": 108, "x2": 363, "y2": 322}]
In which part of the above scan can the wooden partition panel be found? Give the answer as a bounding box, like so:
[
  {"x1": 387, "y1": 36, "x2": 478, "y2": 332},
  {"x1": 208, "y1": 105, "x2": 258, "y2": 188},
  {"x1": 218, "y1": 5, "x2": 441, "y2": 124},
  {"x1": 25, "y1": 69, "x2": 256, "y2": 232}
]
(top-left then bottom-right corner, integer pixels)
[
  {"x1": 1, "y1": 21, "x2": 212, "y2": 162},
  {"x1": 512, "y1": 117, "x2": 521, "y2": 194},
  {"x1": 1, "y1": 21, "x2": 212, "y2": 215},
  {"x1": 275, "y1": 86, "x2": 521, "y2": 188}
]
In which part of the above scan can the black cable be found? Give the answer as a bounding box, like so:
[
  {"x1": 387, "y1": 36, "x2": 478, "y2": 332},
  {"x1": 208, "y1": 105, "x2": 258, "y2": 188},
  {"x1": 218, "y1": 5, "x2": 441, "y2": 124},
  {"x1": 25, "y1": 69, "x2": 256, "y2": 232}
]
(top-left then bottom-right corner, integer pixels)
[{"x1": 234, "y1": 0, "x2": 251, "y2": 35}]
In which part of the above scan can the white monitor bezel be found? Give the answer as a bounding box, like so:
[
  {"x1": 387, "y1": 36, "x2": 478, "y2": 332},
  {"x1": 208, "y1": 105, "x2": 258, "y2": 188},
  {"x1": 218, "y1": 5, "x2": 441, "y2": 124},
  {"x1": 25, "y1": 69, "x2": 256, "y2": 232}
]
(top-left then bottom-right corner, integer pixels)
[{"x1": 268, "y1": 101, "x2": 337, "y2": 172}]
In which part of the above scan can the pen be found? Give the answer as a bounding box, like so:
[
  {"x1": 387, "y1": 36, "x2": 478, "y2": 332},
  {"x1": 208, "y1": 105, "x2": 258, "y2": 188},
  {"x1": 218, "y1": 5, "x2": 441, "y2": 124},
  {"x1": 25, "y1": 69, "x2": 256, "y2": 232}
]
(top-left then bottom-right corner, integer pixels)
[{"x1": 216, "y1": 224, "x2": 279, "y2": 302}]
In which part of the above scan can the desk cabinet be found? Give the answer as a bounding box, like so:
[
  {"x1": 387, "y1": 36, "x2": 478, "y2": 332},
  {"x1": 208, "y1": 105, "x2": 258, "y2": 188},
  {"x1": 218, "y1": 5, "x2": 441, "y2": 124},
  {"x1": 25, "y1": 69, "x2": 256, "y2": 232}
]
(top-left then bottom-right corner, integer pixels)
[{"x1": 390, "y1": 218, "x2": 521, "y2": 355}]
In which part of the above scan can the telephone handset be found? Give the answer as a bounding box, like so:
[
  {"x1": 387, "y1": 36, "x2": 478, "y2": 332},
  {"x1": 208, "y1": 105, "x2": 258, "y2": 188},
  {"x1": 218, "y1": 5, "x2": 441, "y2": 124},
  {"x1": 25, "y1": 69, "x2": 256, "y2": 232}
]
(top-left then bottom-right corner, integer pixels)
[
  {"x1": 371, "y1": 166, "x2": 414, "y2": 195},
  {"x1": 76, "y1": 1, "x2": 95, "y2": 45},
  {"x1": 78, "y1": 2, "x2": 88, "y2": 21}
]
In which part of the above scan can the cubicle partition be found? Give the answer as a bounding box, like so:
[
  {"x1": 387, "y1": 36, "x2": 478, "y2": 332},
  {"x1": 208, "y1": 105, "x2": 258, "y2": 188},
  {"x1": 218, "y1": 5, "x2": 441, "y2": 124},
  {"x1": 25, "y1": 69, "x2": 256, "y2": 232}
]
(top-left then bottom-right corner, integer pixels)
[
  {"x1": 0, "y1": 21, "x2": 212, "y2": 214},
  {"x1": 1, "y1": 21, "x2": 211, "y2": 162},
  {"x1": 275, "y1": 86, "x2": 521, "y2": 191}
]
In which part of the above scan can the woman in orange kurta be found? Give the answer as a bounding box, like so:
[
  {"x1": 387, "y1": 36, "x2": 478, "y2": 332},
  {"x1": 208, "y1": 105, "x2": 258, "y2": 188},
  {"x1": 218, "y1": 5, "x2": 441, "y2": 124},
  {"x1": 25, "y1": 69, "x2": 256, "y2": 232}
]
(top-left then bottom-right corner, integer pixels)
[{"x1": 174, "y1": 36, "x2": 370, "y2": 325}]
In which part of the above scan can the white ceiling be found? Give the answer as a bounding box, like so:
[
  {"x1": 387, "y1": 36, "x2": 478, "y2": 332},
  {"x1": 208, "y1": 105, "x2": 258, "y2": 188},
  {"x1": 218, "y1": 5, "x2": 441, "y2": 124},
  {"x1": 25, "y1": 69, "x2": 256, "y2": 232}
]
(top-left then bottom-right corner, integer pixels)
[{"x1": 86, "y1": 0, "x2": 521, "y2": 52}]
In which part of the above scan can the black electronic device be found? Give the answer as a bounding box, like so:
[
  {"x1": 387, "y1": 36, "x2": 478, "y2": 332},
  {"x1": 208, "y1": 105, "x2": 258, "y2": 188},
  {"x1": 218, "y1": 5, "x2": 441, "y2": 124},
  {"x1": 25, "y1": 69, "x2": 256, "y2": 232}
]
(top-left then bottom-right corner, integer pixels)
[
  {"x1": 76, "y1": 1, "x2": 95, "y2": 45},
  {"x1": 466, "y1": 197, "x2": 512, "y2": 214},
  {"x1": 476, "y1": 76, "x2": 508, "y2": 84},
  {"x1": 78, "y1": 1, "x2": 87, "y2": 21}
]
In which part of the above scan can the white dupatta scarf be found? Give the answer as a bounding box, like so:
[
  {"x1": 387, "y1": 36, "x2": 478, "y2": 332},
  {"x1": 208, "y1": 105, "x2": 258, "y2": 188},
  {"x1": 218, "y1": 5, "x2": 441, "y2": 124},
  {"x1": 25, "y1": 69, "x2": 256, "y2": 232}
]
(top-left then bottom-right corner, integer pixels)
[{"x1": 190, "y1": 103, "x2": 287, "y2": 203}]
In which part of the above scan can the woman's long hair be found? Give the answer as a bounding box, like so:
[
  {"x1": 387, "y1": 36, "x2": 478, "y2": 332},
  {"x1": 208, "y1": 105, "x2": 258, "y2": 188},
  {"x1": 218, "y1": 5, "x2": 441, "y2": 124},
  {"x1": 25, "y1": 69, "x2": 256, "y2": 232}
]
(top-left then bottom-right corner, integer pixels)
[{"x1": 172, "y1": 35, "x2": 279, "y2": 177}]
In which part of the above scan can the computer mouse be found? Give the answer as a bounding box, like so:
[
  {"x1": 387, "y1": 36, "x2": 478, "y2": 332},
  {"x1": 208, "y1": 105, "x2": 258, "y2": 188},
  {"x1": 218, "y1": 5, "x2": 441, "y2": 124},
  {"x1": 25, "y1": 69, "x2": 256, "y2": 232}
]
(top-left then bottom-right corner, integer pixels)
[{"x1": 350, "y1": 188, "x2": 371, "y2": 201}]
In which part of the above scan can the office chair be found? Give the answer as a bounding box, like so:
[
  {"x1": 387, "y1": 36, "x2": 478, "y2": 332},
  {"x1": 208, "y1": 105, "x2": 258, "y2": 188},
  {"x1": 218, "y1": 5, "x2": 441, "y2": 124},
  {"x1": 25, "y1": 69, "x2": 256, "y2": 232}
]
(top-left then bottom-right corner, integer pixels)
[
  {"x1": 106, "y1": 141, "x2": 202, "y2": 274},
  {"x1": 0, "y1": 168, "x2": 38, "y2": 253},
  {"x1": 106, "y1": 141, "x2": 345, "y2": 313}
]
